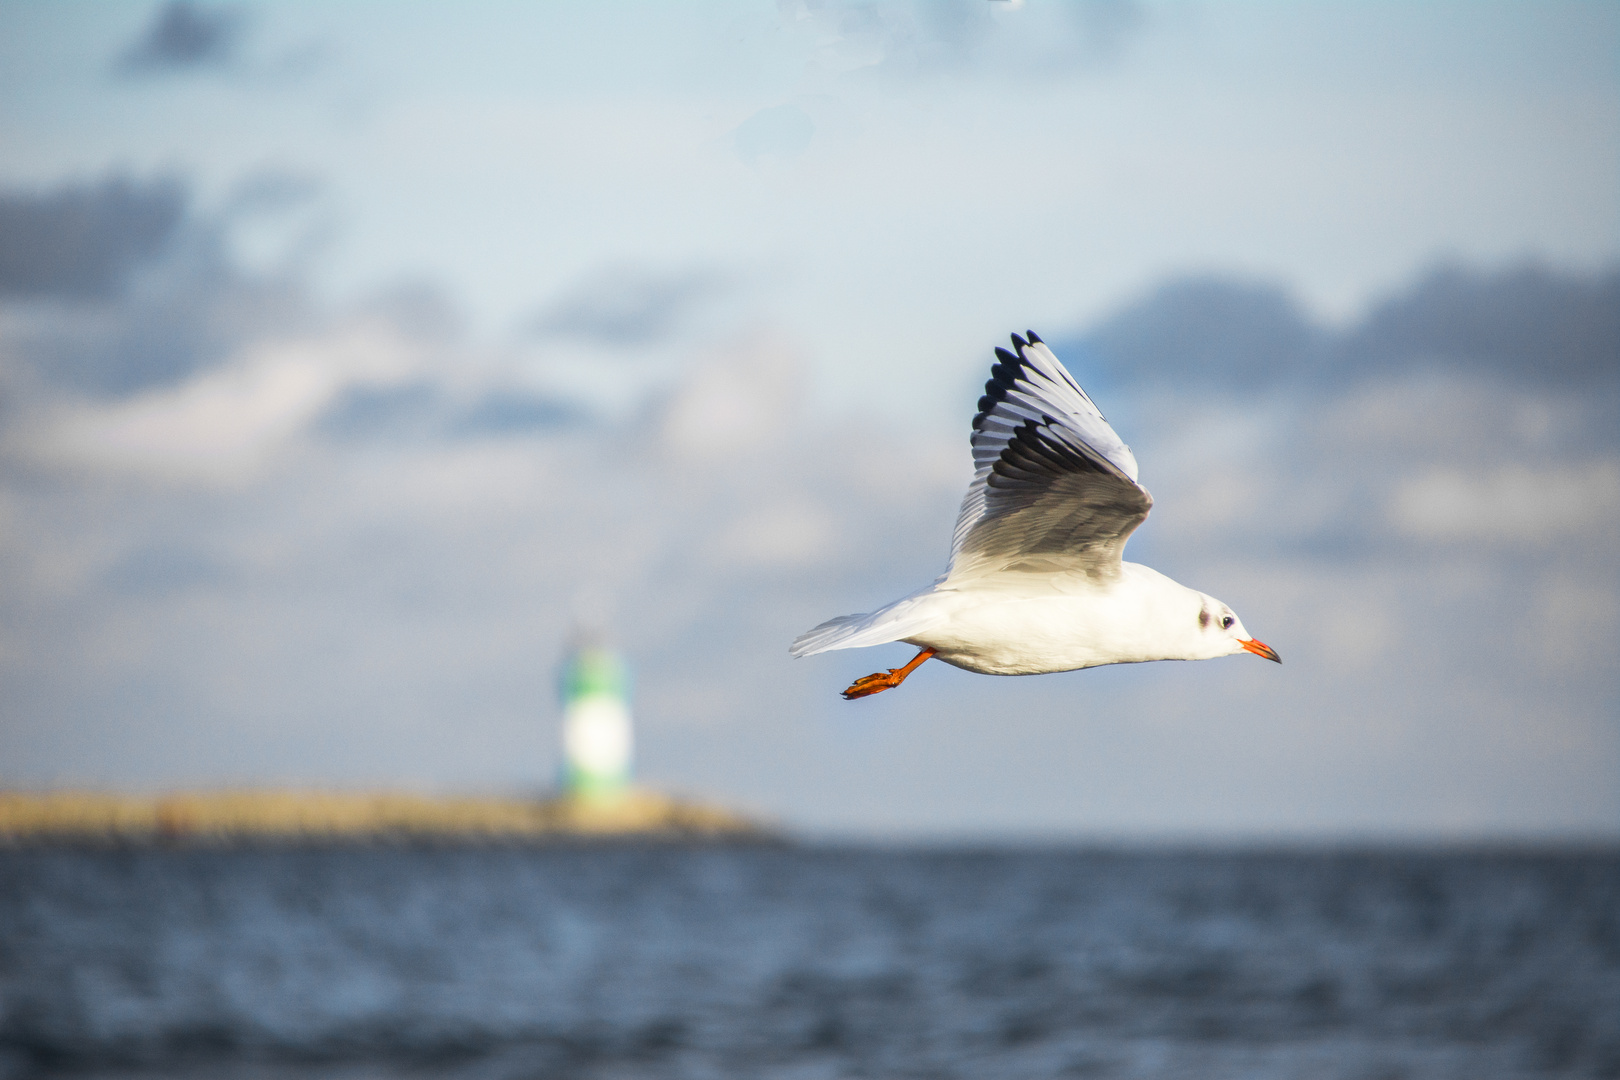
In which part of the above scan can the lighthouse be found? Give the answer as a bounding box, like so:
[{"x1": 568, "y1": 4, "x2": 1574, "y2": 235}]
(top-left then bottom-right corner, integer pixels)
[{"x1": 558, "y1": 641, "x2": 633, "y2": 801}]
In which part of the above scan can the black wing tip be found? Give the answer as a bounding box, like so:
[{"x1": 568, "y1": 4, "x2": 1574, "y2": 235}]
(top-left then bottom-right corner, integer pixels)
[
  {"x1": 978, "y1": 348, "x2": 1024, "y2": 432},
  {"x1": 1009, "y1": 330, "x2": 1042, "y2": 354},
  {"x1": 974, "y1": 332, "x2": 1046, "y2": 432}
]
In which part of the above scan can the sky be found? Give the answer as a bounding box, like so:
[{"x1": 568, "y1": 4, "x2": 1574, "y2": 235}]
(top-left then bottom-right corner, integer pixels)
[{"x1": 0, "y1": 1, "x2": 1616, "y2": 841}]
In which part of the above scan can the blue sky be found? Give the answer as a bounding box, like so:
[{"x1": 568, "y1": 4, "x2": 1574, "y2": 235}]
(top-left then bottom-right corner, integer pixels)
[{"x1": 0, "y1": 1, "x2": 1616, "y2": 839}]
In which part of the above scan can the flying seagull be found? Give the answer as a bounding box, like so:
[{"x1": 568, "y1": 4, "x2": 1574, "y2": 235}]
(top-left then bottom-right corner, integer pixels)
[{"x1": 791, "y1": 331, "x2": 1280, "y2": 699}]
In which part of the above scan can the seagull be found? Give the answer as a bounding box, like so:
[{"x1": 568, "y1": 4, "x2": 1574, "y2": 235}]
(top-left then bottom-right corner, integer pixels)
[{"x1": 791, "y1": 331, "x2": 1280, "y2": 699}]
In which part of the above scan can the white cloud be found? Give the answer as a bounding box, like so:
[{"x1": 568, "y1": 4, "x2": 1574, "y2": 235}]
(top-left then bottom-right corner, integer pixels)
[
  {"x1": 1389, "y1": 461, "x2": 1620, "y2": 544},
  {"x1": 717, "y1": 499, "x2": 839, "y2": 568},
  {"x1": 28, "y1": 323, "x2": 424, "y2": 483},
  {"x1": 657, "y1": 330, "x2": 804, "y2": 457}
]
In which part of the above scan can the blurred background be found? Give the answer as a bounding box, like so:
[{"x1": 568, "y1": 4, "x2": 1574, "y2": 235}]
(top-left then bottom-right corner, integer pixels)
[{"x1": 1, "y1": 0, "x2": 1616, "y2": 843}]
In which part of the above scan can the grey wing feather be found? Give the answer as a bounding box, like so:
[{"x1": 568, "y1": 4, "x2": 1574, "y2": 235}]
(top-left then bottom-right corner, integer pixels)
[{"x1": 947, "y1": 332, "x2": 1152, "y2": 580}]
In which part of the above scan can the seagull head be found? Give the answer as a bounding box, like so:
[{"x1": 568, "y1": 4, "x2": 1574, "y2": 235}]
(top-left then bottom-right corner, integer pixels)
[{"x1": 1194, "y1": 594, "x2": 1281, "y2": 664}]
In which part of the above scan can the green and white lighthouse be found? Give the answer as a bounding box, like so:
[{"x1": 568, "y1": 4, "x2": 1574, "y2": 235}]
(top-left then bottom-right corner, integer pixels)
[{"x1": 558, "y1": 642, "x2": 633, "y2": 800}]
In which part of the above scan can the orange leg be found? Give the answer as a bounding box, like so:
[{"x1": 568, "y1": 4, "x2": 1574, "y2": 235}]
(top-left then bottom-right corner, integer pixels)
[{"x1": 842, "y1": 647, "x2": 937, "y2": 700}]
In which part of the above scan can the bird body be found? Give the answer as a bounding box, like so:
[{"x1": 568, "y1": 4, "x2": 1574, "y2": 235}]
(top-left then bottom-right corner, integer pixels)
[
  {"x1": 893, "y1": 563, "x2": 1249, "y2": 676},
  {"x1": 792, "y1": 331, "x2": 1278, "y2": 699}
]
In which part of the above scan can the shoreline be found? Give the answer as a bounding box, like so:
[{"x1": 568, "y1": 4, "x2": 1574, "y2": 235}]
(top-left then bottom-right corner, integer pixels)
[{"x1": 0, "y1": 788, "x2": 775, "y2": 845}]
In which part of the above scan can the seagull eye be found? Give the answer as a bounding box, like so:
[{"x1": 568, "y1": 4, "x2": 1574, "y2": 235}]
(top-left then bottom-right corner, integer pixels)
[{"x1": 1221, "y1": 616, "x2": 1234, "y2": 630}]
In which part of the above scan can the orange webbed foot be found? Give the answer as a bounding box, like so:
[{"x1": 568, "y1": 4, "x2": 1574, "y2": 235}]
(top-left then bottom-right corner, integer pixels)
[
  {"x1": 842, "y1": 670, "x2": 902, "y2": 700},
  {"x1": 839, "y1": 647, "x2": 936, "y2": 701}
]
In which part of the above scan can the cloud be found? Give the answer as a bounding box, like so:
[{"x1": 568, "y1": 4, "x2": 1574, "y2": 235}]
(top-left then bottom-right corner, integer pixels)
[
  {"x1": 451, "y1": 390, "x2": 581, "y2": 437},
  {"x1": 0, "y1": 174, "x2": 324, "y2": 398},
  {"x1": 716, "y1": 499, "x2": 840, "y2": 568},
  {"x1": 29, "y1": 326, "x2": 424, "y2": 483},
  {"x1": 532, "y1": 267, "x2": 731, "y2": 348},
  {"x1": 0, "y1": 176, "x2": 186, "y2": 300},
  {"x1": 100, "y1": 544, "x2": 227, "y2": 596},
  {"x1": 317, "y1": 383, "x2": 581, "y2": 442},
  {"x1": 1342, "y1": 263, "x2": 1620, "y2": 387},
  {"x1": 1072, "y1": 261, "x2": 1620, "y2": 395},
  {"x1": 1076, "y1": 277, "x2": 1325, "y2": 391},
  {"x1": 222, "y1": 170, "x2": 323, "y2": 218},
  {"x1": 1388, "y1": 461, "x2": 1620, "y2": 545},
  {"x1": 655, "y1": 331, "x2": 804, "y2": 457},
  {"x1": 116, "y1": 2, "x2": 245, "y2": 75},
  {"x1": 216, "y1": 169, "x2": 334, "y2": 277}
]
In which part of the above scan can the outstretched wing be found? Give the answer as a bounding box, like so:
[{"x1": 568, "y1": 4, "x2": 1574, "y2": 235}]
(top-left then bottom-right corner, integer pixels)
[{"x1": 947, "y1": 332, "x2": 1151, "y2": 580}]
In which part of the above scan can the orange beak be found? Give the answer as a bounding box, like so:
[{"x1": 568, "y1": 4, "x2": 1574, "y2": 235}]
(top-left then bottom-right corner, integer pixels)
[{"x1": 1240, "y1": 638, "x2": 1281, "y2": 663}]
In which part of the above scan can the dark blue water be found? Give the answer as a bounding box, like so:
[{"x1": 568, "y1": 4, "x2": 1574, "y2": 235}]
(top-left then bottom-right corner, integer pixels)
[{"x1": 1, "y1": 845, "x2": 1615, "y2": 1079}]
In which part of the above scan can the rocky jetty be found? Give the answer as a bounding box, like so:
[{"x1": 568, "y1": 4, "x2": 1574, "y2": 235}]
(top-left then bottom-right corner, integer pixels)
[{"x1": 0, "y1": 788, "x2": 774, "y2": 844}]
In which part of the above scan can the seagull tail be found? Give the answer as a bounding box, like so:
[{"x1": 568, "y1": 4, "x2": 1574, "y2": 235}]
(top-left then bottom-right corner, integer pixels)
[
  {"x1": 789, "y1": 592, "x2": 941, "y2": 658},
  {"x1": 789, "y1": 613, "x2": 874, "y2": 657}
]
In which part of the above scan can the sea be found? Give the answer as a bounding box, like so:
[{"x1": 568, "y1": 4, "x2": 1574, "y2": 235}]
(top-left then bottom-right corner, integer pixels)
[{"x1": 1, "y1": 844, "x2": 1615, "y2": 1080}]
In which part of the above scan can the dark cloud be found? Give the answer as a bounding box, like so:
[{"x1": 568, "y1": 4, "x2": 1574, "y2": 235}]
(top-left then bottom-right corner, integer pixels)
[
  {"x1": 0, "y1": 176, "x2": 185, "y2": 300},
  {"x1": 0, "y1": 174, "x2": 323, "y2": 398},
  {"x1": 116, "y1": 2, "x2": 244, "y2": 75},
  {"x1": 1071, "y1": 262, "x2": 1620, "y2": 394},
  {"x1": 533, "y1": 268, "x2": 728, "y2": 348},
  {"x1": 1075, "y1": 277, "x2": 1325, "y2": 390},
  {"x1": 1342, "y1": 263, "x2": 1620, "y2": 387},
  {"x1": 316, "y1": 384, "x2": 444, "y2": 440},
  {"x1": 12, "y1": 272, "x2": 312, "y2": 399}
]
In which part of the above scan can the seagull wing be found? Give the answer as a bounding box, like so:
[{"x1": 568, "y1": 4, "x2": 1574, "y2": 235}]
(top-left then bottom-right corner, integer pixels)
[{"x1": 946, "y1": 332, "x2": 1152, "y2": 581}]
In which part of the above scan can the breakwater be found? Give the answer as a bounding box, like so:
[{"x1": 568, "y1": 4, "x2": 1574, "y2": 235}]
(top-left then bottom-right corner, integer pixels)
[{"x1": 0, "y1": 788, "x2": 769, "y2": 843}]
